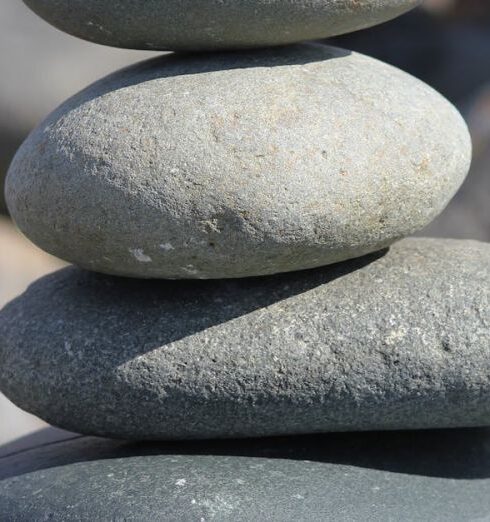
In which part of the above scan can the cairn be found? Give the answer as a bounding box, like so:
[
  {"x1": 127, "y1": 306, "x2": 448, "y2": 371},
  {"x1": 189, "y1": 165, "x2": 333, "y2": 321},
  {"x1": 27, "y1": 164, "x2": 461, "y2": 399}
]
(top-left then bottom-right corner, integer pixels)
[{"x1": 1, "y1": 0, "x2": 488, "y2": 518}]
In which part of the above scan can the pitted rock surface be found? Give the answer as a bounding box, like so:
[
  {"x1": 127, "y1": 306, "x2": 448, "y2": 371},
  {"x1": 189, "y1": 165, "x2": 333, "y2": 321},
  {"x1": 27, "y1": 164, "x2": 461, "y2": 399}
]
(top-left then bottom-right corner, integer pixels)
[
  {"x1": 6, "y1": 45, "x2": 471, "y2": 279},
  {"x1": 0, "y1": 239, "x2": 488, "y2": 439}
]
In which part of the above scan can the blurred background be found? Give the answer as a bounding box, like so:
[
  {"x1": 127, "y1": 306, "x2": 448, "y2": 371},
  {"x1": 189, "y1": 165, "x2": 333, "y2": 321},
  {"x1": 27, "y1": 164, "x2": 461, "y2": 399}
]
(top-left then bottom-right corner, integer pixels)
[{"x1": 0, "y1": 0, "x2": 489, "y2": 449}]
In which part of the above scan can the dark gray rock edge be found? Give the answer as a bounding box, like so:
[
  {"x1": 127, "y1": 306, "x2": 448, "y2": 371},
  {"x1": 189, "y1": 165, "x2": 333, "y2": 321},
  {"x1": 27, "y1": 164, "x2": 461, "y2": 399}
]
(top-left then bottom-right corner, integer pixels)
[
  {"x1": 1, "y1": 429, "x2": 490, "y2": 521},
  {"x1": 23, "y1": 0, "x2": 420, "y2": 51},
  {"x1": 0, "y1": 238, "x2": 489, "y2": 439}
]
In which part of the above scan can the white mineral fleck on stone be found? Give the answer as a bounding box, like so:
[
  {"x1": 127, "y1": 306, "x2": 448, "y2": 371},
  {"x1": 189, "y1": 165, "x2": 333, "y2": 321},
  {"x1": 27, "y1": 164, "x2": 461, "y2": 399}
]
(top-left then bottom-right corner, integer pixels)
[{"x1": 129, "y1": 249, "x2": 152, "y2": 263}]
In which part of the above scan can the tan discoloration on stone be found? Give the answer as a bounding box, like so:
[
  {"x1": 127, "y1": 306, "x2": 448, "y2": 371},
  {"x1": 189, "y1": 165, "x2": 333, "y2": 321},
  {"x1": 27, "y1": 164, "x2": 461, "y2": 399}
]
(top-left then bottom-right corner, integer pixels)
[{"x1": 6, "y1": 45, "x2": 471, "y2": 279}]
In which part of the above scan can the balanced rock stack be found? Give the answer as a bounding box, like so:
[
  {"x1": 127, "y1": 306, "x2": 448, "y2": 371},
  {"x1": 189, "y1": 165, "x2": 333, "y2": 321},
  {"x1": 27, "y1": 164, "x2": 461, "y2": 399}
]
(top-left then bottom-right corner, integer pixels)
[{"x1": 1, "y1": 0, "x2": 490, "y2": 518}]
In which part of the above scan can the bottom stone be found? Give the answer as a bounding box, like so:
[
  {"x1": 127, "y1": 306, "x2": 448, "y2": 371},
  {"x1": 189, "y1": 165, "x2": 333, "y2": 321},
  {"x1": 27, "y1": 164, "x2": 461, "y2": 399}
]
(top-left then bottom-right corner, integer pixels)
[{"x1": 1, "y1": 429, "x2": 490, "y2": 521}]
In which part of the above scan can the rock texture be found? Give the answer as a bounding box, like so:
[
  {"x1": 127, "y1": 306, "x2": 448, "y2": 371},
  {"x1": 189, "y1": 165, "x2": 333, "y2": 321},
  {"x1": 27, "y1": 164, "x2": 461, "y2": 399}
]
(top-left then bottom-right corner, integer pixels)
[
  {"x1": 23, "y1": 0, "x2": 420, "y2": 51},
  {"x1": 0, "y1": 217, "x2": 66, "y2": 447},
  {"x1": 423, "y1": 84, "x2": 490, "y2": 242},
  {"x1": 0, "y1": 239, "x2": 488, "y2": 439},
  {"x1": 1, "y1": 430, "x2": 490, "y2": 520},
  {"x1": 6, "y1": 45, "x2": 471, "y2": 279}
]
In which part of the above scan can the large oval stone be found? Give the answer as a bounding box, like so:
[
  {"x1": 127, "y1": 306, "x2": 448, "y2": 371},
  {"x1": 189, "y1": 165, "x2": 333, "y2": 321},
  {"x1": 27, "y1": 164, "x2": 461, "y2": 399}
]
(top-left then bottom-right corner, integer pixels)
[
  {"x1": 0, "y1": 239, "x2": 489, "y2": 439},
  {"x1": 6, "y1": 45, "x2": 471, "y2": 279},
  {"x1": 23, "y1": 0, "x2": 420, "y2": 51},
  {"x1": 1, "y1": 430, "x2": 490, "y2": 520}
]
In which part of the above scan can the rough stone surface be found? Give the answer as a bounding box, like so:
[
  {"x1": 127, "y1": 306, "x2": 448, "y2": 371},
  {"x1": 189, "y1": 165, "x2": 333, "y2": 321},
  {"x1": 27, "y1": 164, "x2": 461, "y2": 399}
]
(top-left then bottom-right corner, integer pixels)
[
  {"x1": 23, "y1": 0, "x2": 420, "y2": 51},
  {"x1": 0, "y1": 217, "x2": 66, "y2": 447},
  {"x1": 1, "y1": 430, "x2": 490, "y2": 521},
  {"x1": 422, "y1": 84, "x2": 490, "y2": 242},
  {"x1": 6, "y1": 45, "x2": 471, "y2": 279},
  {"x1": 1, "y1": 239, "x2": 489, "y2": 439}
]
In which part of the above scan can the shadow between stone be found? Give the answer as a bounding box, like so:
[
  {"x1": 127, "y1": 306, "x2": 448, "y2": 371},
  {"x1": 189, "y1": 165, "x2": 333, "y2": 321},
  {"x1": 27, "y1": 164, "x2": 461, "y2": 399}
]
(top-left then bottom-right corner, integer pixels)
[
  {"x1": 1, "y1": 427, "x2": 490, "y2": 481},
  {"x1": 0, "y1": 248, "x2": 385, "y2": 369}
]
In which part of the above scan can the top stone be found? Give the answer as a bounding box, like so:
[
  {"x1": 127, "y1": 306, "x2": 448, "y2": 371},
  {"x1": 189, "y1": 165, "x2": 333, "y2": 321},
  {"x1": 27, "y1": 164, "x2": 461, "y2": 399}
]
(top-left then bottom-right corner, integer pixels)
[{"x1": 23, "y1": 0, "x2": 420, "y2": 51}]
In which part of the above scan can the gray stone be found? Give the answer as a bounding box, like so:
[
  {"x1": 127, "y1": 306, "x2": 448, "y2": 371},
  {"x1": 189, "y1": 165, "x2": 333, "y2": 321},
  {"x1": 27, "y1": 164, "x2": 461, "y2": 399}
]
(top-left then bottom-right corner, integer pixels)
[
  {"x1": 1, "y1": 430, "x2": 490, "y2": 521},
  {"x1": 23, "y1": 0, "x2": 420, "y2": 51},
  {"x1": 0, "y1": 217, "x2": 67, "y2": 446},
  {"x1": 6, "y1": 45, "x2": 471, "y2": 279},
  {"x1": 1, "y1": 238, "x2": 489, "y2": 439},
  {"x1": 422, "y1": 84, "x2": 490, "y2": 242}
]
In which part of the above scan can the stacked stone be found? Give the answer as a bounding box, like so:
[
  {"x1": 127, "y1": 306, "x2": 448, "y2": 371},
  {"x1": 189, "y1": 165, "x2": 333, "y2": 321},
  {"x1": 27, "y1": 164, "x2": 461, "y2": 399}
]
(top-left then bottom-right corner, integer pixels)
[{"x1": 1, "y1": 0, "x2": 489, "y2": 518}]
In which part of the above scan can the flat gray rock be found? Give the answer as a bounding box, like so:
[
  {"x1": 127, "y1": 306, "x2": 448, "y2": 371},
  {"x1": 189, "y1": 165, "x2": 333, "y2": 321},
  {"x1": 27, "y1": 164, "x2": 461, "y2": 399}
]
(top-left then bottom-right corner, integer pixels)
[
  {"x1": 23, "y1": 0, "x2": 420, "y2": 51},
  {"x1": 1, "y1": 430, "x2": 490, "y2": 521},
  {"x1": 1, "y1": 238, "x2": 489, "y2": 439},
  {"x1": 6, "y1": 45, "x2": 471, "y2": 279}
]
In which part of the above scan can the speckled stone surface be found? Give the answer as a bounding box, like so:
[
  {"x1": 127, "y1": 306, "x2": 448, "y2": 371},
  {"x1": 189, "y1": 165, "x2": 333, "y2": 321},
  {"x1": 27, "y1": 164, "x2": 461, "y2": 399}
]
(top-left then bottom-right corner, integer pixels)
[
  {"x1": 23, "y1": 0, "x2": 420, "y2": 51},
  {"x1": 1, "y1": 429, "x2": 490, "y2": 520},
  {"x1": 6, "y1": 45, "x2": 471, "y2": 279},
  {"x1": 1, "y1": 239, "x2": 489, "y2": 439}
]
